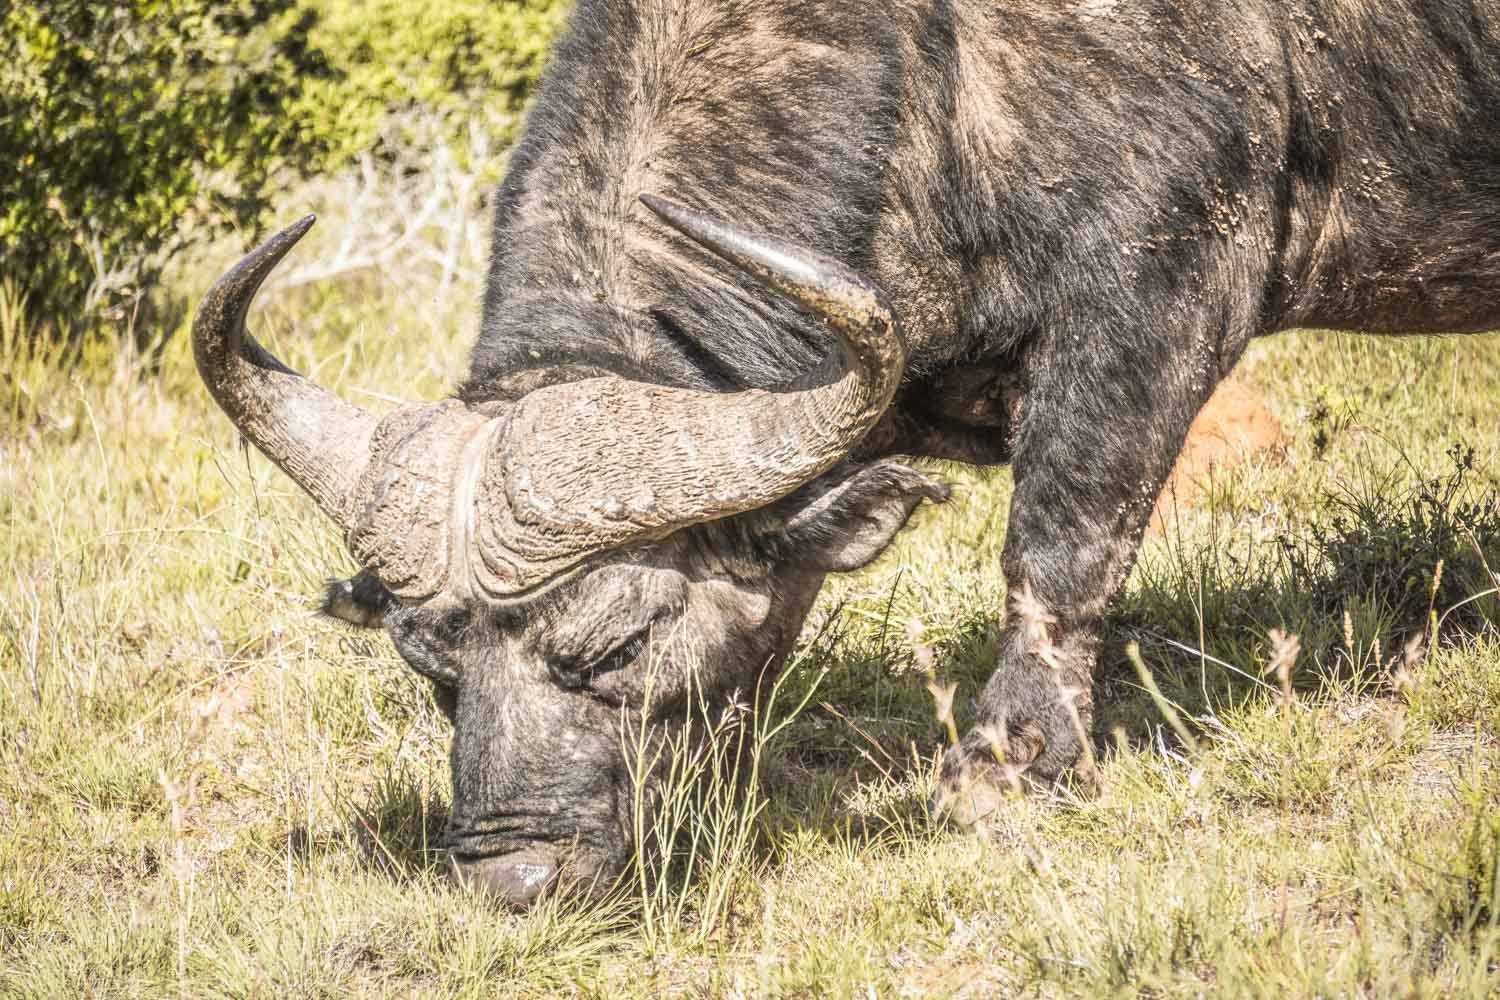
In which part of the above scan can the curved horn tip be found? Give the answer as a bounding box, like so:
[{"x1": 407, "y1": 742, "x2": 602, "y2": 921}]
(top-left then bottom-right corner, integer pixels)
[
  {"x1": 637, "y1": 194, "x2": 894, "y2": 333},
  {"x1": 208, "y1": 215, "x2": 317, "y2": 302},
  {"x1": 638, "y1": 193, "x2": 835, "y2": 289},
  {"x1": 638, "y1": 192, "x2": 678, "y2": 221},
  {"x1": 199, "y1": 216, "x2": 316, "y2": 334},
  {"x1": 247, "y1": 214, "x2": 318, "y2": 276},
  {"x1": 638, "y1": 194, "x2": 724, "y2": 247},
  {"x1": 288, "y1": 213, "x2": 317, "y2": 240},
  {"x1": 255, "y1": 214, "x2": 318, "y2": 274},
  {"x1": 639, "y1": 194, "x2": 716, "y2": 250}
]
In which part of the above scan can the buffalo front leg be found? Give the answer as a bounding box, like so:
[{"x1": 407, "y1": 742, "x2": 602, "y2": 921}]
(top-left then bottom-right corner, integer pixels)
[{"x1": 935, "y1": 335, "x2": 1221, "y2": 827}]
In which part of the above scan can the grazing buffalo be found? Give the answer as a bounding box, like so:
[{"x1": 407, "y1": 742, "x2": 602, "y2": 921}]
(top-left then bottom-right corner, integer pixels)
[{"x1": 194, "y1": 0, "x2": 1500, "y2": 907}]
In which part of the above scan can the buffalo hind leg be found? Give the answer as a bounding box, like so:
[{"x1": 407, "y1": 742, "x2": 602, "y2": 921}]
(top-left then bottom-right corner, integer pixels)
[{"x1": 935, "y1": 329, "x2": 1223, "y2": 826}]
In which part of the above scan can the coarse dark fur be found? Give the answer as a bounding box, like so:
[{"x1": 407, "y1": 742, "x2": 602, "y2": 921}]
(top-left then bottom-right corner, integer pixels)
[{"x1": 333, "y1": 0, "x2": 1500, "y2": 898}]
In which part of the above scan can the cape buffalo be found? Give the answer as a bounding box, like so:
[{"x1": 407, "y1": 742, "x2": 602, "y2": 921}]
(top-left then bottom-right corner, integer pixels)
[{"x1": 194, "y1": 0, "x2": 1500, "y2": 907}]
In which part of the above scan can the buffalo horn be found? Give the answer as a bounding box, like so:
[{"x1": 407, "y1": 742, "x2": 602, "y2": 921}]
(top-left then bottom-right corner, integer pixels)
[
  {"x1": 193, "y1": 217, "x2": 378, "y2": 532},
  {"x1": 467, "y1": 196, "x2": 907, "y2": 594}
]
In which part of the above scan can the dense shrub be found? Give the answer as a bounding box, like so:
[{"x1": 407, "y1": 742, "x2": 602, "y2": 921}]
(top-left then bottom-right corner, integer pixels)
[
  {"x1": 294, "y1": 0, "x2": 568, "y2": 174},
  {"x1": 0, "y1": 1, "x2": 331, "y2": 333},
  {"x1": 0, "y1": 0, "x2": 568, "y2": 336}
]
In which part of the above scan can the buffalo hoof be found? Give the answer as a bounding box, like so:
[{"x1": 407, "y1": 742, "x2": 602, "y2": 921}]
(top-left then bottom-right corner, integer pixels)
[
  {"x1": 931, "y1": 747, "x2": 1022, "y2": 834},
  {"x1": 448, "y1": 849, "x2": 560, "y2": 911},
  {"x1": 931, "y1": 730, "x2": 1101, "y2": 834}
]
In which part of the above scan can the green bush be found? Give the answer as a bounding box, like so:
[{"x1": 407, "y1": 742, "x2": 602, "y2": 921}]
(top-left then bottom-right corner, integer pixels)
[
  {"x1": 0, "y1": 1, "x2": 330, "y2": 334},
  {"x1": 293, "y1": 0, "x2": 568, "y2": 172},
  {"x1": 0, "y1": 0, "x2": 569, "y2": 337}
]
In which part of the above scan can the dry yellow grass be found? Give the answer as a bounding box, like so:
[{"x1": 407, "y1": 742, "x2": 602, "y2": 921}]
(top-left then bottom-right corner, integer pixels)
[{"x1": 2, "y1": 176, "x2": 1498, "y2": 995}]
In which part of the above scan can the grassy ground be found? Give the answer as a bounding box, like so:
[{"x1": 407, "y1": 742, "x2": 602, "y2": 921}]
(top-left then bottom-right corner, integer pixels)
[{"x1": 2, "y1": 181, "x2": 1498, "y2": 996}]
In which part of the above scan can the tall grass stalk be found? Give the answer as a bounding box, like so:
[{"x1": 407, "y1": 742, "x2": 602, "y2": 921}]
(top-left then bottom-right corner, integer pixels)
[
  {"x1": 3, "y1": 165, "x2": 1499, "y2": 993},
  {"x1": 625, "y1": 646, "x2": 827, "y2": 950}
]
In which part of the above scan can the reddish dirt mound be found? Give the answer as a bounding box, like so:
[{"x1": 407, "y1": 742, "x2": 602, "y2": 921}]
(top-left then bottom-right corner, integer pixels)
[{"x1": 1150, "y1": 375, "x2": 1285, "y2": 533}]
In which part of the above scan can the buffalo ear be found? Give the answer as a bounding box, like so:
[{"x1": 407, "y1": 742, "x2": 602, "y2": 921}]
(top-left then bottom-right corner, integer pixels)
[
  {"x1": 761, "y1": 462, "x2": 951, "y2": 573},
  {"x1": 320, "y1": 569, "x2": 395, "y2": 628}
]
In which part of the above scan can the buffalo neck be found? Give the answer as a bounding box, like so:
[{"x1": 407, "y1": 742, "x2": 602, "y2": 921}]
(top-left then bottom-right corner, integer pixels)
[{"x1": 464, "y1": 0, "x2": 906, "y2": 401}]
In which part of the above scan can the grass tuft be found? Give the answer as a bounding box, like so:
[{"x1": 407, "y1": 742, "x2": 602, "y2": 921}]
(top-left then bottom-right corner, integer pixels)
[{"x1": 3, "y1": 174, "x2": 1498, "y2": 993}]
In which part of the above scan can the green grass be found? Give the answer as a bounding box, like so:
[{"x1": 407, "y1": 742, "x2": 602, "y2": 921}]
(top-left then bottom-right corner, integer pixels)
[{"x1": 3, "y1": 184, "x2": 1499, "y2": 996}]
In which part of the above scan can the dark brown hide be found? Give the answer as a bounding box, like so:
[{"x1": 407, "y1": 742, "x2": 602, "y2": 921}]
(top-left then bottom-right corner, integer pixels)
[{"x1": 197, "y1": 0, "x2": 1500, "y2": 905}]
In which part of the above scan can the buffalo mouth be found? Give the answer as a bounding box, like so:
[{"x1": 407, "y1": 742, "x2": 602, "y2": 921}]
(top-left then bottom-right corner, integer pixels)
[
  {"x1": 447, "y1": 847, "x2": 562, "y2": 911},
  {"x1": 445, "y1": 843, "x2": 623, "y2": 911}
]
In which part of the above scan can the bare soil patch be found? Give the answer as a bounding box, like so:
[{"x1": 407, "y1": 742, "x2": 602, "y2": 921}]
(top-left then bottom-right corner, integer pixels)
[{"x1": 1152, "y1": 374, "x2": 1286, "y2": 531}]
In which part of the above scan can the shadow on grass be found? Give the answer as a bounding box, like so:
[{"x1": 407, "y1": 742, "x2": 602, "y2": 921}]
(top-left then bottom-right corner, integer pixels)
[
  {"x1": 339, "y1": 768, "x2": 451, "y2": 880},
  {"x1": 1100, "y1": 444, "x2": 1499, "y2": 748},
  {"x1": 328, "y1": 451, "x2": 1499, "y2": 891},
  {"x1": 780, "y1": 446, "x2": 1499, "y2": 825}
]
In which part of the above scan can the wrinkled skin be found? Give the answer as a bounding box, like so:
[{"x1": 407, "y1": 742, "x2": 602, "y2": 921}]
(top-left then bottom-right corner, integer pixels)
[
  {"x1": 328, "y1": 462, "x2": 945, "y2": 902},
  {"x1": 198, "y1": 0, "x2": 1500, "y2": 907},
  {"x1": 473, "y1": 0, "x2": 1500, "y2": 884}
]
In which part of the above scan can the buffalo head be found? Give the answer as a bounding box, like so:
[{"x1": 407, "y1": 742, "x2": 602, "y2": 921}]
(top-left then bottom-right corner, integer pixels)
[{"x1": 193, "y1": 198, "x2": 945, "y2": 907}]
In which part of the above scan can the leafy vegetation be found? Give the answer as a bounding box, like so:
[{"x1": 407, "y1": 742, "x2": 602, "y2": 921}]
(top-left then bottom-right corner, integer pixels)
[
  {"x1": 0, "y1": 0, "x2": 566, "y2": 336},
  {"x1": 1, "y1": 162, "x2": 1497, "y2": 991},
  {"x1": 0, "y1": 1, "x2": 327, "y2": 332},
  {"x1": 291, "y1": 0, "x2": 568, "y2": 173}
]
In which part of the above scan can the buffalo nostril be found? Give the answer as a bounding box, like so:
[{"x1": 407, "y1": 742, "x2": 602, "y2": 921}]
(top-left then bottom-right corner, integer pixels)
[{"x1": 449, "y1": 849, "x2": 559, "y2": 911}]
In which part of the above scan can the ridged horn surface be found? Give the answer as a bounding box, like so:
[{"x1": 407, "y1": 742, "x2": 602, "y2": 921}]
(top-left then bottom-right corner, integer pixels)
[
  {"x1": 466, "y1": 196, "x2": 907, "y2": 596},
  {"x1": 193, "y1": 217, "x2": 378, "y2": 531}
]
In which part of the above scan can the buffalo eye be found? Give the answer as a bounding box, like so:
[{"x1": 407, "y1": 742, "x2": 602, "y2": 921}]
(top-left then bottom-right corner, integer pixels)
[
  {"x1": 386, "y1": 607, "x2": 466, "y2": 688},
  {"x1": 549, "y1": 628, "x2": 650, "y2": 690}
]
